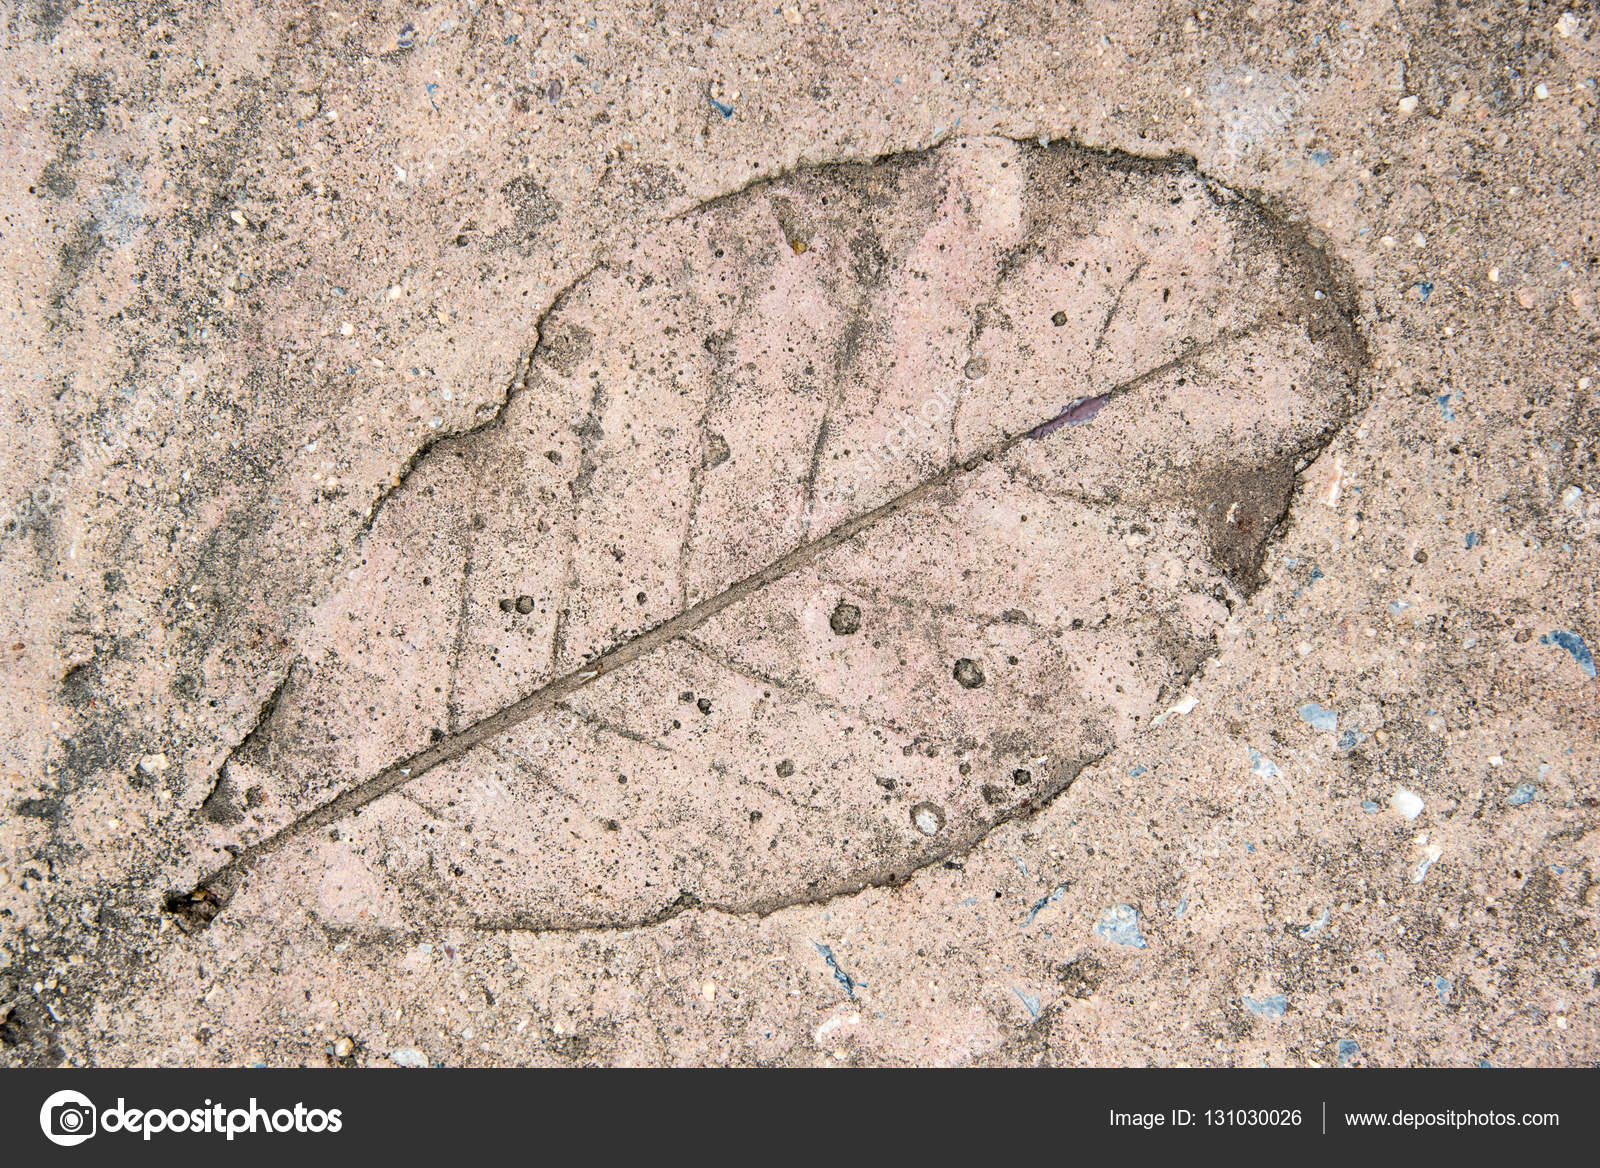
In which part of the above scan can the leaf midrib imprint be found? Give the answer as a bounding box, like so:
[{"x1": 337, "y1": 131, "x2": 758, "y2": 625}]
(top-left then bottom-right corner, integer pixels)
[
  {"x1": 170, "y1": 322, "x2": 1282, "y2": 930},
  {"x1": 168, "y1": 140, "x2": 1367, "y2": 933}
]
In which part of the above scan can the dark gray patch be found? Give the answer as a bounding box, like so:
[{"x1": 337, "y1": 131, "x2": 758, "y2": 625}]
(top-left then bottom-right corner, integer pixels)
[
  {"x1": 1055, "y1": 954, "x2": 1105, "y2": 998},
  {"x1": 488, "y1": 174, "x2": 557, "y2": 254},
  {"x1": 539, "y1": 322, "x2": 594, "y2": 374},
  {"x1": 31, "y1": 0, "x2": 79, "y2": 39},
  {"x1": 704, "y1": 432, "x2": 731, "y2": 468},
  {"x1": 48, "y1": 219, "x2": 103, "y2": 317},
  {"x1": 14, "y1": 797, "x2": 58, "y2": 819},
  {"x1": 199, "y1": 775, "x2": 243, "y2": 825},
  {"x1": 849, "y1": 232, "x2": 890, "y2": 286}
]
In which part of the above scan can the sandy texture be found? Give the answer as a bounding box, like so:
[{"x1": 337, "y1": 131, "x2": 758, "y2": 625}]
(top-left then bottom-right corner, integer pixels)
[{"x1": 2, "y1": 1, "x2": 1597, "y2": 1067}]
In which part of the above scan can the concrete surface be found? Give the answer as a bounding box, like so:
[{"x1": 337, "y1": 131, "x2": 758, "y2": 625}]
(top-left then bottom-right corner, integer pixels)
[{"x1": 1, "y1": 0, "x2": 1597, "y2": 1067}]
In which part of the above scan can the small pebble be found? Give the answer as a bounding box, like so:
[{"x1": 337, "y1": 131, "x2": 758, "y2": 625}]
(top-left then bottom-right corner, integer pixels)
[
  {"x1": 332, "y1": 1036, "x2": 355, "y2": 1058},
  {"x1": 775, "y1": 759, "x2": 795, "y2": 778},
  {"x1": 515, "y1": 595, "x2": 534, "y2": 614},
  {"x1": 1095, "y1": 904, "x2": 1147, "y2": 948},
  {"x1": 1299, "y1": 907, "x2": 1330, "y2": 938},
  {"x1": 1391, "y1": 786, "x2": 1425, "y2": 820},
  {"x1": 1151, "y1": 695, "x2": 1197, "y2": 725},
  {"x1": 828, "y1": 600, "x2": 861, "y2": 636},
  {"x1": 1540, "y1": 629, "x2": 1596, "y2": 678},
  {"x1": 910, "y1": 801, "x2": 945, "y2": 835},
  {"x1": 1243, "y1": 993, "x2": 1288, "y2": 1019},
  {"x1": 953, "y1": 658, "x2": 985, "y2": 689},
  {"x1": 1297, "y1": 701, "x2": 1339, "y2": 732}
]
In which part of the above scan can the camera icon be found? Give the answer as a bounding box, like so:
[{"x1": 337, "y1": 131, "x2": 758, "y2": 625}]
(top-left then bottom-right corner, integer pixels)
[
  {"x1": 52, "y1": 1102, "x2": 94, "y2": 1136},
  {"x1": 39, "y1": 1090, "x2": 97, "y2": 1147}
]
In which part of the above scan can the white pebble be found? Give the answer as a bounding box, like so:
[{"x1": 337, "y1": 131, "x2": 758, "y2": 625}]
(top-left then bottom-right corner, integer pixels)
[
  {"x1": 1390, "y1": 787, "x2": 1425, "y2": 820},
  {"x1": 1410, "y1": 843, "x2": 1442, "y2": 883},
  {"x1": 1151, "y1": 694, "x2": 1198, "y2": 726},
  {"x1": 1397, "y1": 95, "x2": 1419, "y2": 114}
]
